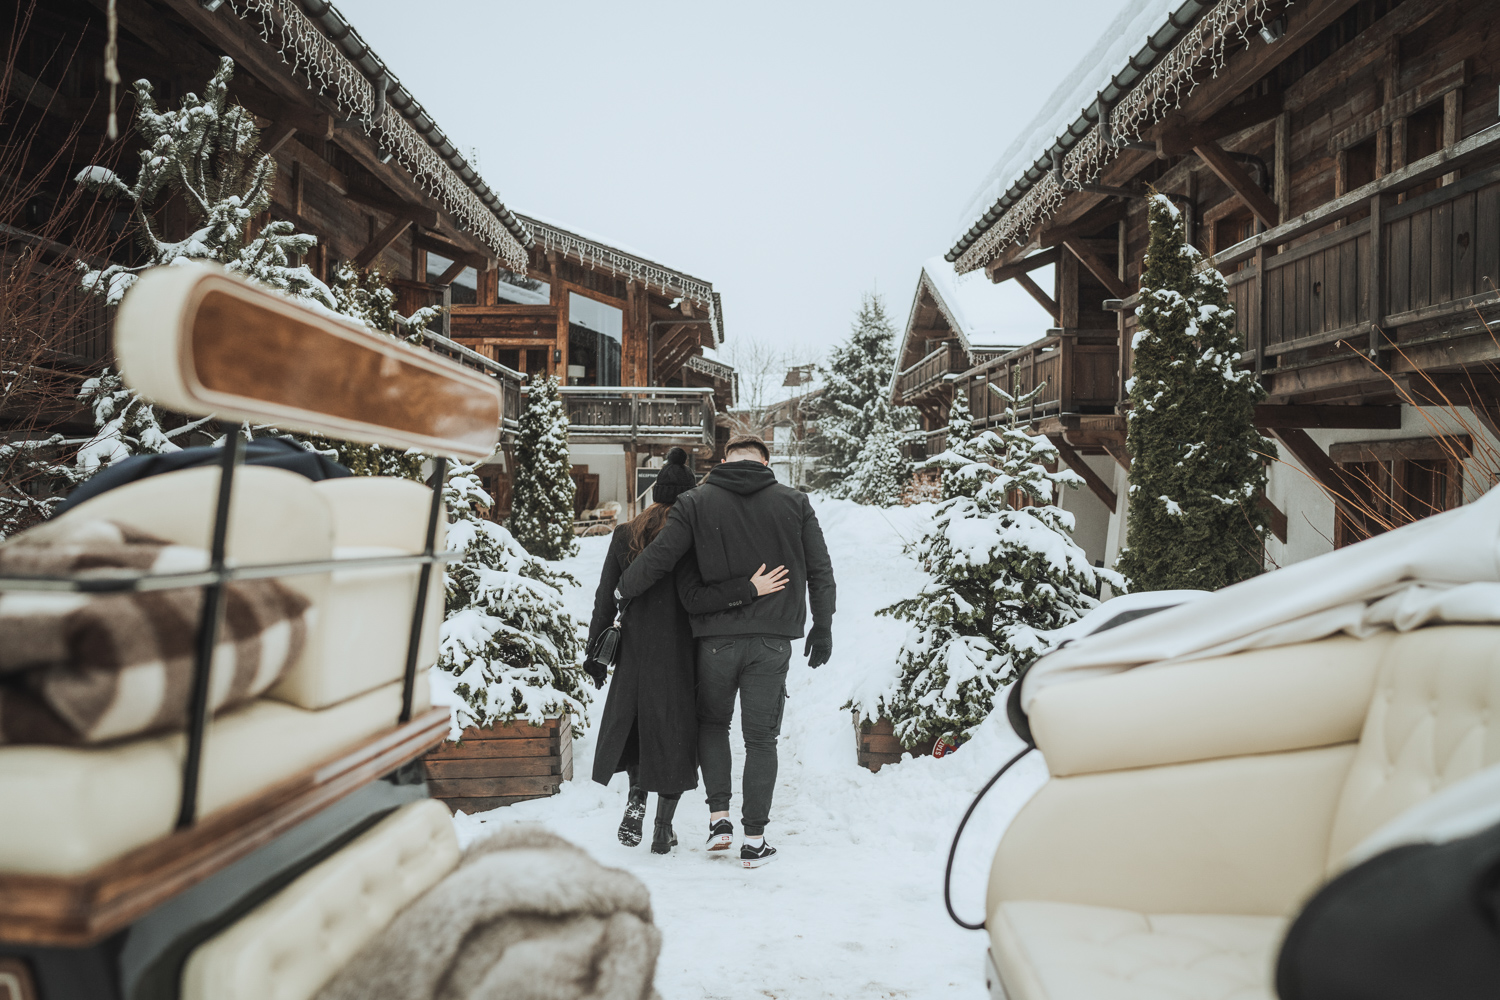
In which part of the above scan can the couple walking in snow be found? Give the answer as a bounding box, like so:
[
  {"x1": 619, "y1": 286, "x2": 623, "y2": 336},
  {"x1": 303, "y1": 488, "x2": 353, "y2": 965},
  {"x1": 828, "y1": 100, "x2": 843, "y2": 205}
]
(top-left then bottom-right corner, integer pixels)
[{"x1": 585, "y1": 435, "x2": 837, "y2": 867}]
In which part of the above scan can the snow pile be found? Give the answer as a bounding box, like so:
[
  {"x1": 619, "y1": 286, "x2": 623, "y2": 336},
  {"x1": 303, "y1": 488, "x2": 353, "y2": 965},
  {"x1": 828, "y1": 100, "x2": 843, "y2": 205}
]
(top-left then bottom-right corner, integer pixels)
[
  {"x1": 951, "y1": 0, "x2": 1187, "y2": 243},
  {"x1": 445, "y1": 497, "x2": 1051, "y2": 997}
]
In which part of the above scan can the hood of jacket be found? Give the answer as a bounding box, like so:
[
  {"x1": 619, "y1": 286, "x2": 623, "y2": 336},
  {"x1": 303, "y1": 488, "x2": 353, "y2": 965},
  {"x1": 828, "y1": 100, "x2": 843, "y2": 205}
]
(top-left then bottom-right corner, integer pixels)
[{"x1": 704, "y1": 460, "x2": 779, "y2": 496}]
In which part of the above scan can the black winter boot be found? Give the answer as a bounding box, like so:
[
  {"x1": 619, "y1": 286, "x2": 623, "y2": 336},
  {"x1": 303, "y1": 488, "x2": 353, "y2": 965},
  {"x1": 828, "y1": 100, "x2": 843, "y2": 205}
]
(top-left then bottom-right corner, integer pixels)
[
  {"x1": 618, "y1": 786, "x2": 647, "y2": 847},
  {"x1": 650, "y1": 793, "x2": 680, "y2": 854}
]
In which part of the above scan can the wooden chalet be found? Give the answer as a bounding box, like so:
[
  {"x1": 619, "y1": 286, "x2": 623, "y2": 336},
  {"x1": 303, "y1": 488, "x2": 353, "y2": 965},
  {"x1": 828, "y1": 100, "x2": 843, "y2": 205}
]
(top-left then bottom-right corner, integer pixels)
[
  {"x1": 938, "y1": 0, "x2": 1500, "y2": 567},
  {"x1": 445, "y1": 215, "x2": 735, "y2": 518},
  {"x1": 891, "y1": 257, "x2": 1022, "y2": 463},
  {"x1": 4, "y1": 0, "x2": 528, "y2": 443}
]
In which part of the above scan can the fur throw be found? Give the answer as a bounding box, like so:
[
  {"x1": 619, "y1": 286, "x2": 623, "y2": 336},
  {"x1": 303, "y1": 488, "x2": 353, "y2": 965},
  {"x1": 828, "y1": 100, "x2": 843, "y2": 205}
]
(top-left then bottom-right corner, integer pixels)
[
  {"x1": 316, "y1": 825, "x2": 661, "y2": 1000},
  {"x1": 0, "y1": 519, "x2": 309, "y2": 744}
]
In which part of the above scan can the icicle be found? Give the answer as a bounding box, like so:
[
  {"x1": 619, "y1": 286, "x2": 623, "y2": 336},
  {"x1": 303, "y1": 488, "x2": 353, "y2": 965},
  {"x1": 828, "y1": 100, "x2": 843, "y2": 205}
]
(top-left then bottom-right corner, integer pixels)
[{"x1": 104, "y1": 0, "x2": 120, "y2": 140}]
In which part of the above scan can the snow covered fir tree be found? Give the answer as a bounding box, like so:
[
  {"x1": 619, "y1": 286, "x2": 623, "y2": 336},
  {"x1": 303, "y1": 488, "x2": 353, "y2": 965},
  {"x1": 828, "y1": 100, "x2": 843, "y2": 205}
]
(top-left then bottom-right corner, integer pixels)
[
  {"x1": 438, "y1": 464, "x2": 589, "y2": 734},
  {"x1": 510, "y1": 374, "x2": 577, "y2": 560},
  {"x1": 1117, "y1": 194, "x2": 1275, "y2": 592},
  {"x1": 875, "y1": 387, "x2": 1119, "y2": 752},
  {"x1": 814, "y1": 294, "x2": 913, "y2": 501}
]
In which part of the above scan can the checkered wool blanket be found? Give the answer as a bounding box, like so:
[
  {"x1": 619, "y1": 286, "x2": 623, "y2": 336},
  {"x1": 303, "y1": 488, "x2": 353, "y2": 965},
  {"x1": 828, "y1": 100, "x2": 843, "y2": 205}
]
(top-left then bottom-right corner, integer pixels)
[{"x1": 0, "y1": 519, "x2": 310, "y2": 745}]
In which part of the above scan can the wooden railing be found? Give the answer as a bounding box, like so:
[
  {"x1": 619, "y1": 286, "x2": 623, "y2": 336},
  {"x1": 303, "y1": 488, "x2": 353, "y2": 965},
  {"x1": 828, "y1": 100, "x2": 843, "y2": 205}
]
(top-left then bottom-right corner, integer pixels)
[
  {"x1": 556, "y1": 386, "x2": 716, "y2": 450},
  {"x1": 896, "y1": 342, "x2": 966, "y2": 402},
  {"x1": 1208, "y1": 124, "x2": 1500, "y2": 375},
  {"x1": 960, "y1": 332, "x2": 1119, "y2": 429},
  {"x1": 901, "y1": 428, "x2": 949, "y2": 462}
]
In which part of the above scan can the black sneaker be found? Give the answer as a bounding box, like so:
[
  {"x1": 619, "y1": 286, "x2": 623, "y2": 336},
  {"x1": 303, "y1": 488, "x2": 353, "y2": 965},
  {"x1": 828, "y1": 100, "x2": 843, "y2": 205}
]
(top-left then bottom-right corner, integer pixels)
[
  {"x1": 705, "y1": 818, "x2": 734, "y2": 852},
  {"x1": 618, "y1": 789, "x2": 646, "y2": 847},
  {"x1": 740, "y1": 839, "x2": 777, "y2": 869},
  {"x1": 650, "y1": 820, "x2": 678, "y2": 855}
]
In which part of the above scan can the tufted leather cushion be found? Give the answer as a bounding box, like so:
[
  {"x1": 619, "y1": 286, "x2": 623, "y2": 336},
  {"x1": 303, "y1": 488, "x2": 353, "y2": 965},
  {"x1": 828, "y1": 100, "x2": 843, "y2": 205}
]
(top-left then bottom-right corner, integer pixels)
[
  {"x1": 1030, "y1": 636, "x2": 1385, "y2": 777},
  {"x1": 991, "y1": 901, "x2": 1284, "y2": 1000},
  {"x1": 1325, "y1": 625, "x2": 1500, "y2": 866},
  {"x1": 269, "y1": 479, "x2": 445, "y2": 711},
  {"x1": 180, "y1": 798, "x2": 460, "y2": 1000},
  {"x1": 0, "y1": 677, "x2": 423, "y2": 875}
]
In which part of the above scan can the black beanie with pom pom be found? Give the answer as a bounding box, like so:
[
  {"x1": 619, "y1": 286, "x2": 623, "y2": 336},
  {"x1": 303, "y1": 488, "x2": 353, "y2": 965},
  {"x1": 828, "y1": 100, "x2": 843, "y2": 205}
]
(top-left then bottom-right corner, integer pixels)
[{"x1": 652, "y1": 447, "x2": 696, "y2": 505}]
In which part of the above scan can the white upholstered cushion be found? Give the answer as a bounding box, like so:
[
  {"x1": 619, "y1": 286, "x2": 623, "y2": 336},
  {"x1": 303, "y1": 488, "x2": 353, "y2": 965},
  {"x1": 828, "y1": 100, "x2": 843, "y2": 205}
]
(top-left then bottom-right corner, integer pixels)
[
  {"x1": 0, "y1": 676, "x2": 424, "y2": 876},
  {"x1": 991, "y1": 901, "x2": 1284, "y2": 1000},
  {"x1": 270, "y1": 478, "x2": 444, "y2": 710},
  {"x1": 1325, "y1": 624, "x2": 1500, "y2": 865},
  {"x1": 1029, "y1": 635, "x2": 1385, "y2": 777},
  {"x1": 180, "y1": 798, "x2": 459, "y2": 1000}
]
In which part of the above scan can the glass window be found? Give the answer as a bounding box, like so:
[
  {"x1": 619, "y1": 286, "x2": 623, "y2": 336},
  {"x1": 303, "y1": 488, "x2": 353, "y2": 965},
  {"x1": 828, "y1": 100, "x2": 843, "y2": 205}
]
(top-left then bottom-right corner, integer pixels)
[
  {"x1": 496, "y1": 271, "x2": 550, "y2": 306},
  {"x1": 567, "y1": 292, "x2": 622, "y2": 386},
  {"x1": 425, "y1": 252, "x2": 478, "y2": 304}
]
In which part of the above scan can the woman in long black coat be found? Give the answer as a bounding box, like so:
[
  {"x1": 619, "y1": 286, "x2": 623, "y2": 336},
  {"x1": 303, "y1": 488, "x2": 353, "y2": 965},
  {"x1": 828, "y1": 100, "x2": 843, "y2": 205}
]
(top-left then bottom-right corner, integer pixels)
[{"x1": 586, "y1": 448, "x2": 784, "y2": 854}]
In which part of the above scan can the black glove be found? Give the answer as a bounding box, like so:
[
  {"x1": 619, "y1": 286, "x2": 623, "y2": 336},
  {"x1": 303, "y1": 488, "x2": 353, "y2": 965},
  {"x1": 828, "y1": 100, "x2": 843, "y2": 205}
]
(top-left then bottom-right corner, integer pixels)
[
  {"x1": 804, "y1": 625, "x2": 832, "y2": 668},
  {"x1": 582, "y1": 659, "x2": 607, "y2": 690}
]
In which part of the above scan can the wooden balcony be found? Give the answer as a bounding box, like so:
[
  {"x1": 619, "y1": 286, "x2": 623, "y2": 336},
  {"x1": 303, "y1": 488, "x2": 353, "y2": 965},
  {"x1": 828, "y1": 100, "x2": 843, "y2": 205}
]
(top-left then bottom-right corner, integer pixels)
[
  {"x1": 901, "y1": 428, "x2": 949, "y2": 462},
  {"x1": 418, "y1": 331, "x2": 524, "y2": 438},
  {"x1": 961, "y1": 332, "x2": 1119, "y2": 430},
  {"x1": 1210, "y1": 125, "x2": 1500, "y2": 403},
  {"x1": 556, "y1": 386, "x2": 716, "y2": 452},
  {"x1": 896, "y1": 342, "x2": 966, "y2": 403}
]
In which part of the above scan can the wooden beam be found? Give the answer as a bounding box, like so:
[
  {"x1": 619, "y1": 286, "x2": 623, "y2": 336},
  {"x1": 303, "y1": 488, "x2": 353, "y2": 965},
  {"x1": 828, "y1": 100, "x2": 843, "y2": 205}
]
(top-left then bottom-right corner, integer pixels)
[
  {"x1": 1047, "y1": 434, "x2": 1117, "y2": 509},
  {"x1": 1267, "y1": 427, "x2": 1361, "y2": 516},
  {"x1": 1257, "y1": 494, "x2": 1289, "y2": 544},
  {"x1": 435, "y1": 258, "x2": 469, "y2": 285},
  {"x1": 1014, "y1": 273, "x2": 1060, "y2": 324},
  {"x1": 1062, "y1": 239, "x2": 1128, "y2": 299},
  {"x1": 988, "y1": 246, "x2": 1060, "y2": 284},
  {"x1": 1153, "y1": 92, "x2": 1283, "y2": 157},
  {"x1": 1101, "y1": 439, "x2": 1131, "y2": 471},
  {"x1": 1251, "y1": 405, "x2": 1403, "y2": 429},
  {"x1": 348, "y1": 189, "x2": 437, "y2": 227},
  {"x1": 353, "y1": 212, "x2": 416, "y2": 270},
  {"x1": 1193, "y1": 139, "x2": 1280, "y2": 229}
]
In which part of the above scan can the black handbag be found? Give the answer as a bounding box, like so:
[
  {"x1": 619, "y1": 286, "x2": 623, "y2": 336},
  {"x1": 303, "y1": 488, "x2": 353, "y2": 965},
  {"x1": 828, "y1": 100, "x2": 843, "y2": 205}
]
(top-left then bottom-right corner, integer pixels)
[{"x1": 582, "y1": 595, "x2": 629, "y2": 687}]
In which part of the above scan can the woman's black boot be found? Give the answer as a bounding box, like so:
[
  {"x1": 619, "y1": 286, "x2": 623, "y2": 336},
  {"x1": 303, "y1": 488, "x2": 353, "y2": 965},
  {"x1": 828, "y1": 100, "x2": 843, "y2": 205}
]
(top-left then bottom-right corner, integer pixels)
[
  {"x1": 618, "y1": 786, "x2": 647, "y2": 847},
  {"x1": 650, "y1": 794, "x2": 680, "y2": 854}
]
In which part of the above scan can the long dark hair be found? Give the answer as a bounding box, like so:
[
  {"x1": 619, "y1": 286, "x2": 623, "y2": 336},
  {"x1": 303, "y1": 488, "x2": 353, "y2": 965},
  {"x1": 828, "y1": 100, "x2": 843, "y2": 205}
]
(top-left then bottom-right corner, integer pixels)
[{"x1": 626, "y1": 503, "x2": 672, "y2": 561}]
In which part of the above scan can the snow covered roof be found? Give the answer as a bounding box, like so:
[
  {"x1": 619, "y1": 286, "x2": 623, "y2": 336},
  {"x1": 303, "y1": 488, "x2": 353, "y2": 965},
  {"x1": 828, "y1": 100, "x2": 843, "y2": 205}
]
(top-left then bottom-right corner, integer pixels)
[
  {"x1": 920, "y1": 256, "x2": 1023, "y2": 353},
  {"x1": 517, "y1": 212, "x2": 724, "y2": 344},
  {"x1": 946, "y1": 0, "x2": 1278, "y2": 272},
  {"x1": 229, "y1": 0, "x2": 532, "y2": 269}
]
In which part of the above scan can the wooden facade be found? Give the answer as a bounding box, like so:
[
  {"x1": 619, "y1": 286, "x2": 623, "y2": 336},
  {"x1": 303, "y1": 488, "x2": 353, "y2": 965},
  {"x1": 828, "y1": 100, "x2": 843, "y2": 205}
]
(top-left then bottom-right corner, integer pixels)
[
  {"x1": 3, "y1": 0, "x2": 528, "y2": 430},
  {"x1": 935, "y1": 0, "x2": 1500, "y2": 564}
]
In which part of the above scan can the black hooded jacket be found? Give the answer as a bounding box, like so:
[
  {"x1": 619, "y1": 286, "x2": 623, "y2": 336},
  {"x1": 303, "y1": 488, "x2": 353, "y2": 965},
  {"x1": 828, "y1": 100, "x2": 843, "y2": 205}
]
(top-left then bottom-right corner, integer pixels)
[{"x1": 616, "y1": 461, "x2": 836, "y2": 639}]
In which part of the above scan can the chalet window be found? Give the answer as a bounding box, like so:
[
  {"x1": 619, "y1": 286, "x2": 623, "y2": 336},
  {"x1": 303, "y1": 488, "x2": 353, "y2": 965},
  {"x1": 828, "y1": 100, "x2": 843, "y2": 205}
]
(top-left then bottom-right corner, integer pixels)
[
  {"x1": 1344, "y1": 134, "x2": 1378, "y2": 192},
  {"x1": 567, "y1": 292, "x2": 622, "y2": 386},
  {"x1": 1329, "y1": 436, "x2": 1467, "y2": 547},
  {"x1": 425, "y1": 252, "x2": 478, "y2": 304}
]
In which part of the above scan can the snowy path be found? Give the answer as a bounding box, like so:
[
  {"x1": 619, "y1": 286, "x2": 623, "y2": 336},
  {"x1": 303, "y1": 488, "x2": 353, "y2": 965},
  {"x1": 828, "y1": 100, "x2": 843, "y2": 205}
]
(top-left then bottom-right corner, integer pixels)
[{"x1": 450, "y1": 499, "x2": 1050, "y2": 999}]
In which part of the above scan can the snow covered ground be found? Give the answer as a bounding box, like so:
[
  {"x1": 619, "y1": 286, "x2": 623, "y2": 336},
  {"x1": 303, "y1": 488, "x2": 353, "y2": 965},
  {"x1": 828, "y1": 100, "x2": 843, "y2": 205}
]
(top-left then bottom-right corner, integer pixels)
[{"x1": 447, "y1": 498, "x2": 1051, "y2": 999}]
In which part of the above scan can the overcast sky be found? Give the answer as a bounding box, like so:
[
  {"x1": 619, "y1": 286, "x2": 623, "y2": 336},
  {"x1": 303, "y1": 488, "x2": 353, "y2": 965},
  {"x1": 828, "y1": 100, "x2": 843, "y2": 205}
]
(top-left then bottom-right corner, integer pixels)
[{"x1": 336, "y1": 0, "x2": 1123, "y2": 365}]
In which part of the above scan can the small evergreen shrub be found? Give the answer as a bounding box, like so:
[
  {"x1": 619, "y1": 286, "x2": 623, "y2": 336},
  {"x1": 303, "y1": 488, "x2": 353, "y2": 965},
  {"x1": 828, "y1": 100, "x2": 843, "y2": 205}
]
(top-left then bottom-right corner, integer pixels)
[{"x1": 510, "y1": 374, "x2": 577, "y2": 560}]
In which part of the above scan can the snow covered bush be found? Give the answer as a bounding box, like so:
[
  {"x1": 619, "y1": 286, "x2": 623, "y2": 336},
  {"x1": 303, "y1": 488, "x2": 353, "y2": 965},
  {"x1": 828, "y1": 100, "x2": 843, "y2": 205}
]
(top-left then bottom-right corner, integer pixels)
[
  {"x1": 814, "y1": 294, "x2": 913, "y2": 501},
  {"x1": 510, "y1": 374, "x2": 577, "y2": 560},
  {"x1": 875, "y1": 388, "x2": 1119, "y2": 751},
  {"x1": 74, "y1": 56, "x2": 333, "y2": 308},
  {"x1": 1117, "y1": 193, "x2": 1275, "y2": 592},
  {"x1": 439, "y1": 463, "x2": 589, "y2": 733}
]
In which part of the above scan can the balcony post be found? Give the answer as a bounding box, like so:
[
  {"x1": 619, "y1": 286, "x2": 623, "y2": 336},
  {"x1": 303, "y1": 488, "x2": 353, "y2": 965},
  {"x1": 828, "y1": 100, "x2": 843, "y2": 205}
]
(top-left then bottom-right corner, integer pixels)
[
  {"x1": 1367, "y1": 192, "x2": 1389, "y2": 361},
  {"x1": 1253, "y1": 245, "x2": 1266, "y2": 374},
  {"x1": 1059, "y1": 333, "x2": 1076, "y2": 414}
]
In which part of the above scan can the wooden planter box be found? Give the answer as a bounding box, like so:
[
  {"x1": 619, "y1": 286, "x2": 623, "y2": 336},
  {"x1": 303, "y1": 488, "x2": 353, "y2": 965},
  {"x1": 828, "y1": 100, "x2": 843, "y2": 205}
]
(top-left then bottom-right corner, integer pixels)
[
  {"x1": 853, "y1": 711, "x2": 948, "y2": 772},
  {"x1": 423, "y1": 715, "x2": 573, "y2": 814}
]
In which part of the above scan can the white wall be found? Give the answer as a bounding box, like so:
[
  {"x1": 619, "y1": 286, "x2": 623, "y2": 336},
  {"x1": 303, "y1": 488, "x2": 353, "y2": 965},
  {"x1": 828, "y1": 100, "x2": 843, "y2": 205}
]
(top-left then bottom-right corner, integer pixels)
[
  {"x1": 567, "y1": 443, "x2": 628, "y2": 508},
  {"x1": 1055, "y1": 453, "x2": 1115, "y2": 567}
]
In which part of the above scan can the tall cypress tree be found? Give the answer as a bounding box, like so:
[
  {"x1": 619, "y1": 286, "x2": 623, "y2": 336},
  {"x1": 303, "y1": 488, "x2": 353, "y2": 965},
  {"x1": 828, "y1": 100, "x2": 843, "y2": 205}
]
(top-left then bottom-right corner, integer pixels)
[
  {"x1": 1118, "y1": 194, "x2": 1275, "y2": 591},
  {"x1": 815, "y1": 293, "x2": 912, "y2": 496},
  {"x1": 511, "y1": 374, "x2": 577, "y2": 560}
]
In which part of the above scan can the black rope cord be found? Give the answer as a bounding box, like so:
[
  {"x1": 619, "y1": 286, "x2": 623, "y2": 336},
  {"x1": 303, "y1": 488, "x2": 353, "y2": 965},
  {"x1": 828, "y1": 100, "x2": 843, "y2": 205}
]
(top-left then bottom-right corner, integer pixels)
[{"x1": 943, "y1": 745, "x2": 1035, "y2": 931}]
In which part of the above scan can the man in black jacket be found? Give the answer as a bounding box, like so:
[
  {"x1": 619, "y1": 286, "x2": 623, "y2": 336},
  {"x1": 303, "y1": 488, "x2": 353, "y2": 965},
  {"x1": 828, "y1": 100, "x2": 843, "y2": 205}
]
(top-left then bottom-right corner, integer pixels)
[{"x1": 617, "y1": 435, "x2": 835, "y2": 868}]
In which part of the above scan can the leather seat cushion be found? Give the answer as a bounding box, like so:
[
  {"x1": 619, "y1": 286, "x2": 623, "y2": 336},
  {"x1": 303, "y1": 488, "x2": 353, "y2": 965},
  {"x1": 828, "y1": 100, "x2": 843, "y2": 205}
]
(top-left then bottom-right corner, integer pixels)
[
  {"x1": 991, "y1": 901, "x2": 1285, "y2": 1000},
  {"x1": 0, "y1": 677, "x2": 424, "y2": 875},
  {"x1": 181, "y1": 798, "x2": 459, "y2": 1000}
]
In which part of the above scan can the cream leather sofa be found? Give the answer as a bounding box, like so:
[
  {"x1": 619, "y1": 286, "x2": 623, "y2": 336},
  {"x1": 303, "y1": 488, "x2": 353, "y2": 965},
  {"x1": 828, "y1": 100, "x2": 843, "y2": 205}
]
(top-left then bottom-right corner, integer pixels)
[
  {"x1": 987, "y1": 625, "x2": 1500, "y2": 1000},
  {"x1": 0, "y1": 465, "x2": 443, "y2": 876},
  {"x1": 181, "y1": 797, "x2": 460, "y2": 1000}
]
